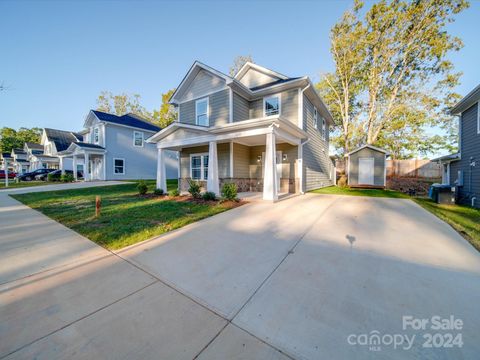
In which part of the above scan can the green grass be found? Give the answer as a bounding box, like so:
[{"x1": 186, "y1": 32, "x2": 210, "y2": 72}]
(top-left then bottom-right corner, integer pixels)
[
  {"x1": 0, "y1": 180, "x2": 47, "y2": 189},
  {"x1": 11, "y1": 179, "x2": 240, "y2": 250},
  {"x1": 310, "y1": 185, "x2": 410, "y2": 198},
  {"x1": 414, "y1": 198, "x2": 480, "y2": 251}
]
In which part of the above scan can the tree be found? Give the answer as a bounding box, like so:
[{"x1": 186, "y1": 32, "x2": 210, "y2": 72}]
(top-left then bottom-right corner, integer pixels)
[
  {"x1": 152, "y1": 89, "x2": 177, "y2": 128},
  {"x1": 0, "y1": 127, "x2": 42, "y2": 152},
  {"x1": 317, "y1": 0, "x2": 468, "y2": 158},
  {"x1": 96, "y1": 91, "x2": 150, "y2": 119},
  {"x1": 229, "y1": 55, "x2": 254, "y2": 77}
]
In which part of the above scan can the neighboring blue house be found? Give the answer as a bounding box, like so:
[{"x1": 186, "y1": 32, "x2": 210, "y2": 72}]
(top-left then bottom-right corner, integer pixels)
[
  {"x1": 58, "y1": 110, "x2": 178, "y2": 181},
  {"x1": 436, "y1": 84, "x2": 479, "y2": 208}
]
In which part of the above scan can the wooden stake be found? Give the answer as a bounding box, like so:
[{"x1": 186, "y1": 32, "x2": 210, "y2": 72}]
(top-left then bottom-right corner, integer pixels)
[{"x1": 95, "y1": 196, "x2": 101, "y2": 217}]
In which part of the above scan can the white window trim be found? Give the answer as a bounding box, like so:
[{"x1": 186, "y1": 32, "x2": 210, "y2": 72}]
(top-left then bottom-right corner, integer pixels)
[
  {"x1": 195, "y1": 97, "x2": 209, "y2": 126},
  {"x1": 133, "y1": 131, "x2": 144, "y2": 147},
  {"x1": 322, "y1": 117, "x2": 327, "y2": 140},
  {"x1": 93, "y1": 127, "x2": 99, "y2": 144},
  {"x1": 189, "y1": 152, "x2": 208, "y2": 181},
  {"x1": 313, "y1": 107, "x2": 318, "y2": 129},
  {"x1": 263, "y1": 94, "x2": 281, "y2": 117},
  {"x1": 113, "y1": 158, "x2": 125, "y2": 175}
]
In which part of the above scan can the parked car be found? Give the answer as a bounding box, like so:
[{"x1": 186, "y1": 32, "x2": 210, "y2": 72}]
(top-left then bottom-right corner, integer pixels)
[
  {"x1": 36, "y1": 169, "x2": 81, "y2": 181},
  {"x1": 0, "y1": 170, "x2": 17, "y2": 179},
  {"x1": 17, "y1": 168, "x2": 55, "y2": 181}
]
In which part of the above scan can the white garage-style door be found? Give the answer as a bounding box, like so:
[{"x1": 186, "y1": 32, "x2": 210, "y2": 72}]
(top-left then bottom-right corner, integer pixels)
[{"x1": 358, "y1": 157, "x2": 374, "y2": 185}]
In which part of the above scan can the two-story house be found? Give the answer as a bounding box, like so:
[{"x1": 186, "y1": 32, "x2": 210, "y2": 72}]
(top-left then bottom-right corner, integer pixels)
[
  {"x1": 58, "y1": 110, "x2": 178, "y2": 181},
  {"x1": 10, "y1": 148, "x2": 30, "y2": 174},
  {"x1": 148, "y1": 61, "x2": 335, "y2": 200},
  {"x1": 437, "y1": 84, "x2": 479, "y2": 208}
]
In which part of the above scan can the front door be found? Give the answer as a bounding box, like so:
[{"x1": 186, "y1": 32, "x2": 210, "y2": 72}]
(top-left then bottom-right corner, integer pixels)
[{"x1": 358, "y1": 157, "x2": 374, "y2": 185}]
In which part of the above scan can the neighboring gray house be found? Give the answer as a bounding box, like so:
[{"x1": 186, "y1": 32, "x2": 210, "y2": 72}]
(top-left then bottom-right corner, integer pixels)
[
  {"x1": 436, "y1": 84, "x2": 479, "y2": 208},
  {"x1": 346, "y1": 145, "x2": 388, "y2": 188},
  {"x1": 148, "y1": 61, "x2": 335, "y2": 200},
  {"x1": 58, "y1": 110, "x2": 178, "y2": 181}
]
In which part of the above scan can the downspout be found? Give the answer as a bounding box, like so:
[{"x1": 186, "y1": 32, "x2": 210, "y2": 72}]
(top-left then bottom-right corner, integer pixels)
[{"x1": 297, "y1": 84, "x2": 311, "y2": 194}]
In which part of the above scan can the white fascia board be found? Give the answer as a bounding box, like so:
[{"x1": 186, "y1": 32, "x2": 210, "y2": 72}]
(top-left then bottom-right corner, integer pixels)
[
  {"x1": 146, "y1": 122, "x2": 209, "y2": 143},
  {"x1": 234, "y1": 62, "x2": 289, "y2": 81}
]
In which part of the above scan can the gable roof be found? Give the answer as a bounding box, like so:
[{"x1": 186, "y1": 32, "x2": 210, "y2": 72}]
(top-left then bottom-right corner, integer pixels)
[
  {"x1": 346, "y1": 144, "x2": 389, "y2": 156},
  {"x1": 235, "y1": 62, "x2": 288, "y2": 82},
  {"x1": 249, "y1": 77, "x2": 302, "y2": 91},
  {"x1": 450, "y1": 84, "x2": 480, "y2": 115},
  {"x1": 90, "y1": 110, "x2": 161, "y2": 132},
  {"x1": 44, "y1": 128, "x2": 83, "y2": 152}
]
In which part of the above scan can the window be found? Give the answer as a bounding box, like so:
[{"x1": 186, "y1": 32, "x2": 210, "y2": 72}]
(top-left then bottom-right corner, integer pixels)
[
  {"x1": 264, "y1": 95, "x2": 280, "y2": 116},
  {"x1": 190, "y1": 153, "x2": 209, "y2": 180},
  {"x1": 114, "y1": 158, "x2": 125, "y2": 175},
  {"x1": 93, "y1": 128, "x2": 99, "y2": 144},
  {"x1": 195, "y1": 98, "x2": 209, "y2": 126},
  {"x1": 133, "y1": 131, "x2": 144, "y2": 147},
  {"x1": 321, "y1": 117, "x2": 327, "y2": 139},
  {"x1": 313, "y1": 107, "x2": 318, "y2": 129}
]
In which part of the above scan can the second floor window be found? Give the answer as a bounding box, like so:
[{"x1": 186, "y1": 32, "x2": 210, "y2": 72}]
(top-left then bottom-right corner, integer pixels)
[
  {"x1": 133, "y1": 131, "x2": 144, "y2": 147},
  {"x1": 313, "y1": 107, "x2": 318, "y2": 129},
  {"x1": 264, "y1": 95, "x2": 280, "y2": 116},
  {"x1": 93, "y1": 128, "x2": 99, "y2": 144},
  {"x1": 196, "y1": 98, "x2": 209, "y2": 126},
  {"x1": 321, "y1": 117, "x2": 327, "y2": 140}
]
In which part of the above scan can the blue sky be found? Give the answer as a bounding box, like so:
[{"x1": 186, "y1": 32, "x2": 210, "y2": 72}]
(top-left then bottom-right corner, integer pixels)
[{"x1": 1, "y1": 0, "x2": 479, "y2": 136}]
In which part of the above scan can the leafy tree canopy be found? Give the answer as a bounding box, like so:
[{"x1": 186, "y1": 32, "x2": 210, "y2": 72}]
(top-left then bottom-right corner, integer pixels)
[
  {"x1": 317, "y1": 0, "x2": 468, "y2": 159},
  {"x1": 229, "y1": 55, "x2": 254, "y2": 77},
  {"x1": 0, "y1": 127, "x2": 42, "y2": 152}
]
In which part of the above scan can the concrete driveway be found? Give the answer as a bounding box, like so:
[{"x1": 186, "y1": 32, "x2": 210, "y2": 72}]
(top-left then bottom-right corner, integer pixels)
[{"x1": 1, "y1": 188, "x2": 479, "y2": 359}]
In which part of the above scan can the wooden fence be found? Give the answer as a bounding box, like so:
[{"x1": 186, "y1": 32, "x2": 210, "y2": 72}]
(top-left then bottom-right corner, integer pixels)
[{"x1": 335, "y1": 159, "x2": 441, "y2": 180}]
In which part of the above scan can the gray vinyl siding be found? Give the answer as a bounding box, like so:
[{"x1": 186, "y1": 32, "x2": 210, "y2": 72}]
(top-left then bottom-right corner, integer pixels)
[
  {"x1": 449, "y1": 103, "x2": 480, "y2": 207},
  {"x1": 233, "y1": 143, "x2": 250, "y2": 178},
  {"x1": 248, "y1": 89, "x2": 299, "y2": 124},
  {"x1": 179, "y1": 70, "x2": 226, "y2": 102},
  {"x1": 180, "y1": 143, "x2": 230, "y2": 179},
  {"x1": 179, "y1": 89, "x2": 229, "y2": 127},
  {"x1": 348, "y1": 148, "x2": 386, "y2": 187},
  {"x1": 233, "y1": 93, "x2": 250, "y2": 122},
  {"x1": 104, "y1": 124, "x2": 158, "y2": 180},
  {"x1": 303, "y1": 95, "x2": 332, "y2": 190}
]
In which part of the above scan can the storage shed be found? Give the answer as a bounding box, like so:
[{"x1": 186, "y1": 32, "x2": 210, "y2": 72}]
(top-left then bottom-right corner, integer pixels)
[{"x1": 347, "y1": 145, "x2": 389, "y2": 188}]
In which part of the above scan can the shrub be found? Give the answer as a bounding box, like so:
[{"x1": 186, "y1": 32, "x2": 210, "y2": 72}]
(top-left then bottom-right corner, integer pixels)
[
  {"x1": 60, "y1": 173, "x2": 74, "y2": 183},
  {"x1": 221, "y1": 182, "x2": 238, "y2": 201},
  {"x1": 202, "y1": 191, "x2": 216, "y2": 201},
  {"x1": 337, "y1": 175, "x2": 348, "y2": 188},
  {"x1": 47, "y1": 173, "x2": 57, "y2": 182},
  {"x1": 188, "y1": 180, "x2": 201, "y2": 198},
  {"x1": 137, "y1": 180, "x2": 148, "y2": 195},
  {"x1": 169, "y1": 188, "x2": 180, "y2": 197},
  {"x1": 154, "y1": 188, "x2": 164, "y2": 196}
]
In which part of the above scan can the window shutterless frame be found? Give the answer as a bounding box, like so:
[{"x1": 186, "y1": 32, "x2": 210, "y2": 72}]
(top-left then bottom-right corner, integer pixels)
[
  {"x1": 195, "y1": 97, "x2": 209, "y2": 126},
  {"x1": 313, "y1": 107, "x2": 318, "y2": 129},
  {"x1": 189, "y1": 153, "x2": 209, "y2": 180},
  {"x1": 263, "y1": 94, "x2": 281, "y2": 117},
  {"x1": 94, "y1": 127, "x2": 99, "y2": 144},
  {"x1": 133, "y1": 131, "x2": 144, "y2": 147},
  {"x1": 113, "y1": 158, "x2": 125, "y2": 175}
]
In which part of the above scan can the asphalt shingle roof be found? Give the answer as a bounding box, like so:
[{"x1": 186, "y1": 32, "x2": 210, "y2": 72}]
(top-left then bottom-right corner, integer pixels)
[
  {"x1": 44, "y1": 128, "x2": 83, "y2": 152},
  {"x1": 92, "y1": 110, "x2": 161, "y2": 132},
  {"x1": 25, "y1": 142, "x2": 43, "y2": 150},
  {"x1": 73, "y1": 142, "x2": 105, "y2": 150}
]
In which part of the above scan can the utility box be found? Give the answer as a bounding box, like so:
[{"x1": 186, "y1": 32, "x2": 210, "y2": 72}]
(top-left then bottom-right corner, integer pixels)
[{"x1": 430, "y1": 184, "x2": 455, "y2": 204}]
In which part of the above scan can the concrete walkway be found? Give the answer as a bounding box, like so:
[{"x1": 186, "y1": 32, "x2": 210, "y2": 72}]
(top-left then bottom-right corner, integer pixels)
[{"x1": 1, "y1": 187, "x2": 480, "y2": 359}]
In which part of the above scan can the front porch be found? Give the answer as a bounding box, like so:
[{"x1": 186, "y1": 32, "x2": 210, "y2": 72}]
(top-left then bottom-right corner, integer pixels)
[
  {"x1": 150, "y1": 116, "x2": 308, "y2": 201},
  {"x1": 58, "y1": 143, "x2": 106, "y2": 181}
]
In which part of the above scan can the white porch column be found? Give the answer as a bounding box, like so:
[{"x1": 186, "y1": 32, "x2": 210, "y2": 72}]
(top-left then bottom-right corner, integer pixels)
[
  {"x1": 60, "y1": 157, "x2": 65, "y2": 175},
  {"x1": 207, "y1": 141, "x2": 219, "y2": 195},
  {"x1": 84, "y1": 153, "x2": 90, "y2": 181},
  {"x1": 72, "y1": 155, "x2": 77, "y2": 181},
  {"x1": 102, "y1": 154, "x2": 106, "y2": 181},
  {"x1": 156, "y1": 148, "x2": 167, "y2": 191},
  {"x1": 298, "y1": 144, "x2": 304, "y2": 194},
  {"x1": 263, "y1": 131, "x2": 278, "y2": 201}
]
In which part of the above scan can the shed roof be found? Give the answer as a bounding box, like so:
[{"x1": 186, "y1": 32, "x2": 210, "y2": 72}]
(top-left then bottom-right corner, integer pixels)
[{"x1": 346, "y1": 144, "x2": 389, "y2": 157}]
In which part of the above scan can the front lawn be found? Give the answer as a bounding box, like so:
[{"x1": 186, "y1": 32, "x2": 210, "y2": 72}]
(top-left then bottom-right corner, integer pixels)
[
  {"x1": 310, "y1": 185, "x2": 410, "y2": 198},
  {"x1": 0, "y1": 180, "x2": 47, "y2": 189},
  {"x1": 414, "y1": 198, "x2": 480, "y2": 251},
  {"x1": 11, "y1": 180, "x2": 242, "y2": 250}
]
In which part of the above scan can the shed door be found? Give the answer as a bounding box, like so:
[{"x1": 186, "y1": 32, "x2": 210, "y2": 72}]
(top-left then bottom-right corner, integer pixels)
[{"x1": 358, "y1": 157, "x2": 374, "y2": 185}]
